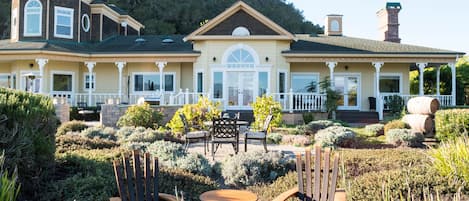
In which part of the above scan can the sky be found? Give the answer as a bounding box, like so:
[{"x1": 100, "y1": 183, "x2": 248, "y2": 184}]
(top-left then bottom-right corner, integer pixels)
[{"x1": 288, "y1": 0, "x2": 468, "y2": 55}]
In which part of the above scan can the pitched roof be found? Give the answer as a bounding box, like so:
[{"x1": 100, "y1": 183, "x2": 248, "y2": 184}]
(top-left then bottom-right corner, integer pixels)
[
  {"x1": 0, "y1": 35, "x2": 198, "y2": 54},
  {"x1": 284, "y1": 35, "x2": 464, "y2": 55}
]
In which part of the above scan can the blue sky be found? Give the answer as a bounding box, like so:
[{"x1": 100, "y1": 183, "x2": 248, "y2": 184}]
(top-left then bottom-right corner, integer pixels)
[{"x1": 288, "y1": 0, "x2": 468, "y2": 55}]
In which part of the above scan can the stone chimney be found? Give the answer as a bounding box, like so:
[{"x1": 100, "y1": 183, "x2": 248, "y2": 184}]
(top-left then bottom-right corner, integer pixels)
[
  {"x1": 377, "y1": 2, "x2": 402, "y2": 43},
  {"x1": 325, "y1": 15, "x2": 343, "y2": 36}
]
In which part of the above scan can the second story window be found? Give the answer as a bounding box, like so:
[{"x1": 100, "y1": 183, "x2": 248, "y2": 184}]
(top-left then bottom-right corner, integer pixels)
[
  {"x1": 54, "y1": 6, "x2": 74, "y2": 39},
  {"x1": 24, "y1": 0, "x2": 42, "y2": 36}
]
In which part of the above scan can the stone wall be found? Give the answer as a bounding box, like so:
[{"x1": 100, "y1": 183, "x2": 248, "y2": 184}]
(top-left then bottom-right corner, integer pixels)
[
  {"x1": 100, "y1": 104, "x2": 181, "y2": 127},
  {"x1": 54, "y1": 103, "x2": 70, "y2": 123},
  {"x1": 282, "y1": 112, "x2": 328, "y2": 125}
]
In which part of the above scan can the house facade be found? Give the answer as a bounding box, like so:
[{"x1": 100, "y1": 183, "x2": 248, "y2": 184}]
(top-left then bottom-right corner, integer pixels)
[{"x1": 0, "y1": 1, "x2": 463, "y2": 120}]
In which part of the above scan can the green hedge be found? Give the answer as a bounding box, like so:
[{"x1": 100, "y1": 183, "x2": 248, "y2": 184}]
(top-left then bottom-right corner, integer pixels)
[
  {"x1": 0, "y1": 88, "x2": 58, "y2": 199},
  {"x1": 435, "y1": 109, "x2": 469, "y2": 141}
]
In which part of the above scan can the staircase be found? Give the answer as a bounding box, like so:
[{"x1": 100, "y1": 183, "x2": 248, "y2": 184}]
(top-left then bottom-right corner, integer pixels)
[{"x1": 336, "y1": 111, "x2": 379, "y2": 124}]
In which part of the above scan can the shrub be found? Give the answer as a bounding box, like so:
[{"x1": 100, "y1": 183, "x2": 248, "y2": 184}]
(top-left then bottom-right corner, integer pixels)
[
  {"x1": 266, "y1": 133, "x2": 283, "y2": 144},
  {"x1": 158, "y1": 168, "x2": 218, "y2": 200},
  {"x1": 56, "y1": 120, "x2": 88, "y2": 136},
  {"x1": 247, "y1": 172, "x2": 298, "y2": 201},
  {"x1": 166, "y1": 97, "x2": 221, "y2": 133},
  {"x1": 116, "y1": 126, "x2": 164, "y2": 143},
  {"x1": 56, "y1": 134, "x2": 119, "y2": 153},
  {"x1": 117, "y1": 103, "x2": 164, "y2": 129},
  {"x1": 364, "y1": 123, "x2": 385, "y2": 136},
  {"x1": 251, "y1": 95, "x2": 282, "y2": 130},
  {"x1": 386, "y1": 129, "x2": 424, "y2": 147},
  {"x1": 280, "y1": 135, "x2": 312, "y2": 146},
  {"x1": 435, "y1": 109, "x2": 469, "y2": 141},
  {"x1": 386, "y1": 95, "x2": 404, "y2": 116},
  {"x1": 430, "y1": 137, "x2": 469, "y2": 184},
  {"x1": 384, "y1": 119, "x2": 409, "y2": 134},
  {"x1": 314, "y1": 126, "x2": 356, "y2": 148},
  {"x1": 221, "y1": 151, "x2": 291, "y2": 187},
  {"x1": 80, "y1": 126, "x2": 117, "y2": 141},
  {"x1": 0, "y1": 153, "x2": 20, "y2": 201},
  {"x1": 0, "y1": 88, "x2": 57, "y2": 199},
  {"x1": 303, "y1": 120, "x2": 342, "y2": 135},
  {"x1": 302, "y1": 112, "x2": 315, "y2": 124},
  {"x1": 175, "y1": 153, "x2": 212, "y2": 176},
  {"x1": 146, "y1": 141, "x2": 185, "y2": 165}
]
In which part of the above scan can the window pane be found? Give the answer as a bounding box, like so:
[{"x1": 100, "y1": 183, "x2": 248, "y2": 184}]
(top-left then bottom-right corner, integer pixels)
[
  {"x1": 279, "y1": 72, "x2": 285, "y2": 93},
  {"x1": 134, "y1": 75, "x2": 143, "y2": 91},
  {"x1": 0, "y1": 75, "x2": 9, "y2": 88},
  {"x1": 56, "y1": 25, "x2": 71, "y2": 35},
  {"x1": 57, "y1": 15, "x2": 70, "y2": 25},
  {"x1": 26, "y1": 14, "x2": 40, "y2": 33},
  {"x1": 213, "y1": 72, "x2": 223, "y2": 99},
  {"x1": 258, "y1": 72, "x2": 268, "y2": 96},
  {"x1": 53, "y1": 74, "x2": 72, "y2": 91},
  {"x1": 197, "y1": 72, "x2": 203, "y2": 93},
  {"x1": 143, "y1": 75, "x2": 159, "y2": 91},
  {"x1": 380, "y1": 76, "x2": 400, "y2": 93},
  {"x1": 292, "y1": 74, "x2": 318, "y2": 93},
  {"x1": 164, "y1": 74, "x2": 174, "y2": 92}
]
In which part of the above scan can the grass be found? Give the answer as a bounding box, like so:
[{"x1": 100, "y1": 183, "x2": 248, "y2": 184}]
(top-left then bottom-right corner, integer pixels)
[{"x1": 351, "y1": 127, "x2": 388, "y2": 148}]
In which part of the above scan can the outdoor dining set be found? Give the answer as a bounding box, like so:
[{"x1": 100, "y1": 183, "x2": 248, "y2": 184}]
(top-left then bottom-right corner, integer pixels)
[{"x1": 179, "y1": 112, "x2": 273, "y2": 160}]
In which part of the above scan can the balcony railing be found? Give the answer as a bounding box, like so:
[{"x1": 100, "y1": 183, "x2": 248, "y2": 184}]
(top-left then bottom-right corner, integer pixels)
[
  {"x1": 271, "y1": 89, "x2": 327, "y2": 113},
  {"x1": 380, "y1": 94, "x2": 453, "y2": 110}
]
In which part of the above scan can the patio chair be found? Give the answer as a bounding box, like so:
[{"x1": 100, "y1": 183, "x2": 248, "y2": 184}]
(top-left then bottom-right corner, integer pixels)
[
  {"x1": 110, "y1": 150, "x2": 177, "y2": 201},
  {"x1": 273, "y1": 146, "x2": 346, "y2": 201},
  {"x1": 179, "y1": 113, "x2": 209, "y2": 155},
  {"x1": 244, "y1": 114, "x2": 273, "y2": 152},
  {"x1": 220, "y1": 111, "x2": 240, "y2": 119},
  {"x1": 96, "y1": 102, "x2": 105, "y2": 113},
  {"x1": 211, "y1": 117, "x2": 239, "y2": 160}
]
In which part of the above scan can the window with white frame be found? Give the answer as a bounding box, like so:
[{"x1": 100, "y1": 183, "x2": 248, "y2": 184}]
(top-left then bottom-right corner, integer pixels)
[
  {"x1": 226, "y1": 48, "x2": 255, "y2": 68},
  {"x1": 53, "y1": 73, "x2": 73, "y2": 92},
  {"x1": 213, "y1": 72, "x2": 223, "y2": 99},
  {"x1": 133, "y1": 73, "x2": 174, "y2": 92},
  {"x1": 380, "y1": 75, "x2": 401, "y2": 93},
  {"x1": 278, "y1": 72, "x2": 286, "y2": 99},
  {"x1": 196, "y1": 72, "x2": 203, "y2": 93},
  {"x1": 84, "y1": 73, "x2": 95, "y2": 91},
  {"x1": 291, "y1": 73, "x2": 319, "y2": 93},
  {"x1": 24, "y1": 0, "x2": 42, "y2": 36},
  {"x1": 54, "y1": 6, "x2": 74, "y2": 39},
  {"x1": 258, "y1": 72, "x2": 268, "y2": 96}
]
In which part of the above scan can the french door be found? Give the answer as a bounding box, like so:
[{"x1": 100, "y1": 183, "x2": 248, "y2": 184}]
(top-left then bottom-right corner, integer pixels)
[
  {"x1": 226, "y1": 71, "x2": 255, "y2": 109},
  {"x1": 335, "y1": 74, "x2": 360, "y2": 110}
]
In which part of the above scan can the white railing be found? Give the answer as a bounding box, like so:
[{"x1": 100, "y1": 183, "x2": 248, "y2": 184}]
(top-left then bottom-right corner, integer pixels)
[
  {"x1": 271, "y1": 89, "x2": 327, "y2": 112},
  {"x1": 380, "y1": 94, "x2": 454, "y2": 110},
  {"x1": 50, "y1": 89, "x2": 208, "y2": 107}
]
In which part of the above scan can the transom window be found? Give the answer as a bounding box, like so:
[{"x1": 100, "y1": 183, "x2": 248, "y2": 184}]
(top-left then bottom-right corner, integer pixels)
[
  {"x1": 133, "y1": 73, "x2": 175, "y2": 92},
  {"x1": 54, "y1": 6, "x2": 74, "y2": 39},
  {"x1": 24, "y1": 0, "x2": 42, "y2": 36},
  {"x1": 232, "y1": 26, "x2": 250, "y2": 36},
  {"x1": 227, "y1": 49, "x2": 255, "y2": 68}
]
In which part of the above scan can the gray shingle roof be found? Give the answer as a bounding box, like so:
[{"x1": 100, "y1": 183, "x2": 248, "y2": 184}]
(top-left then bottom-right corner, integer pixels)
[{"x1": 285, "y1": 35, "x2": 464, "y2": 55}]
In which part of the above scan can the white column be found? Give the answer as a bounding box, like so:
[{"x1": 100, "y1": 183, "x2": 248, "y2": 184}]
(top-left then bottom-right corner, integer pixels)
[
  {"x1": 35, "y1": 58, "x2": 48, "y2": 94},
  {"x1": 85, "y1": 62, "x2": 96, "y2": 105},
  {"x1": 156, "y1": 61, "x2": 167, "y2": 93},
  {"x1": 326, "y1": 62, "x2": 337, "y2": 89},
  {"x1": 115, "y1": 62, "x2": 126, "y2": 99},
  {"x1": 436, "y1": 66, "x2": 441, "y2": 96},
  {"x1": 416, "y1": 63, "x2": 427, "y2": 96},
  {"x1": 449, "y1": 62, "x2": 456, "y2": 106},
  {"x1": 372, "y1": 62, "x2": 384, "y2": 120}
]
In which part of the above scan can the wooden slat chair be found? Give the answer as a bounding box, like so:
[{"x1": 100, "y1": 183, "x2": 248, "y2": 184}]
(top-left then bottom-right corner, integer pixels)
[
  {"x1": 179, "y1": 113, "x2": 209, "y2": 155},
  {"x1": 273, "y1": 146, "x2": 346, "y2": 201},
  {"x1": 110, "y1": 150, "x2": 177, "y2": 201},
  {"x1": 244, "y1": 114, "x2": 273, "y2": 152},
  {"x1": 211, "y1": 117, "x2": 239, "y2": 160}
]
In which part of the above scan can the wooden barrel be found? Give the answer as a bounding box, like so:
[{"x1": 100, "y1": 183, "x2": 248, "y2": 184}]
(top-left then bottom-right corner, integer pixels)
[
  {"x1": 407, "y1": 97, "x2": 440, "y2": 115},
  {"x1": 402, "y1": 114, "x2": 433, "y2": 133}
]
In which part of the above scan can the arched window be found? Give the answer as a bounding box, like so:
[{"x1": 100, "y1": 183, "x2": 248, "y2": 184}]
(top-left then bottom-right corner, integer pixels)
[
  {"x1": 24, "y1": 0, "x2": 42, "y2": 36},
  {"x1": 226, "y1": 48, "x2": 255, "y2": 68},
  {"x1": 232, "y1": 26, "x2": 250, "y2": 36},
  {"x1": 330, "y1": 20, "x2": 340, "y2": 32}
]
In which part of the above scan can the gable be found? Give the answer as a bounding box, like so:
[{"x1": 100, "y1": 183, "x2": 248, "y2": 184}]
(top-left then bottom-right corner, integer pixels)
[{"x1": 203, "y1": 10, "x2": 279, "y2": 35}]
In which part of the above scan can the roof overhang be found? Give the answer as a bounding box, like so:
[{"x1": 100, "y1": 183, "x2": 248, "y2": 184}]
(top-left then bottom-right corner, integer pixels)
[
  {"x1": 91, "y1": 4, "x2": 145, "y2": 31},
  {"x1": 184, "y1": 1, "x2": 296, "y2": 42},
  {"x1": 282, "y1": 53, "x2": 459, "y2": 63}
]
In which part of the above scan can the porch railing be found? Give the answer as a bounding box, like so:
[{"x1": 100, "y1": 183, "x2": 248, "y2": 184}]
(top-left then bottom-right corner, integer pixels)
[
  {"x1": 380, "y1": 94, "x2": 453, "y2": 111},
  {"x1": 49, "y1": 89, "x2": 208, "y2": 107},
  {"x1": 271, "y1": 89, "x2": 327, "y2": 112}
]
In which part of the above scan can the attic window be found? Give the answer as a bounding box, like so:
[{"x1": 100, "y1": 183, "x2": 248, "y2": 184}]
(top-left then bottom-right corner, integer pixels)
[
  {"x1": 232, "y1": 26, "x2": 250, "y2": 36},
  {"x1": 162, "y1": 38, "x2": 174, "y2": 43}
]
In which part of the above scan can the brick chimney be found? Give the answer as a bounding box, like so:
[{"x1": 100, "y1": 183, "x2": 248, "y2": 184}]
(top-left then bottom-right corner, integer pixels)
[
  {"x1": 325, "y1": 14, "x2": 343, "y2": 36},
  {"x1": 377, "y1": 2, "x2": 402, "y2": 43}
]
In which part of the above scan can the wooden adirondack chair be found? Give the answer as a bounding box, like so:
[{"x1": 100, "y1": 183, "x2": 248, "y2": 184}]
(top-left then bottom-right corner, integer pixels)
[
  {"x1": 273, "y1": 146, "x2": 346, "y2": 201},
  {"x1": 110, "y1": 150, "x2": 177, "y2": 201}
]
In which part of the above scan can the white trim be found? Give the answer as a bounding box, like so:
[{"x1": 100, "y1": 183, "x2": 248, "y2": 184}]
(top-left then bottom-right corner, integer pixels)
[
  {"x1": 10, "y1": 72, "x2": 17, "y2": 89},
  {"x1": 195, "y1": 70, "x2": 204, "y2": 93},
  {"x1": 81, "y1": 13, "x2": 90, "y2": 32},
  {"x1": 12, "y1": 8, "x2": 19, "y2": 39},
  {"x1": 54, "y1": 6, "x2": 74, "y2": 39},
  {"x1": 334, "y1": 72, "x2": 361, "y2": 110},
  {"x1": 211, "y1": 70, "x2": 224, "y2": 100},
  {"x1": 50, "y1": 71, "x2": 75, "y2": 93},
  {"x1": 257, "y1": 71, "x2": 270, "y2": 96},
  {"x1": 277, "y1": 69, "x2": 288, "y2": 99},
  {"x1": 375, "y1": 72, "x2": 403, "y2": 95},
  {"x1": 291, "y1": 72, "x2": 320, "y2": 93},
  {"x1": 23, "y1": 0, "x2": 43, "y2": 37},
  {"x1": 221, "y1": 44, "x2": 260, "y2": 66},
  {"x1": 130, "y1": 72, "x2": 176, "y2": 93},
  {"x1": 83, "y1": 72, "x2": 96, "y2": 91}
]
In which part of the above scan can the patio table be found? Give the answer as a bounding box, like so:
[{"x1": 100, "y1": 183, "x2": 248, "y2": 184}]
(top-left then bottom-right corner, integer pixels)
[{"x1": 199, "y1": 189, "x2": 257, "y2": 201}]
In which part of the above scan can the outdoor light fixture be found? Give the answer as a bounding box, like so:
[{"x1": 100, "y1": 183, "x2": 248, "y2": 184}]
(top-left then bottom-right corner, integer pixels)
[
  {"x1": 265, "y1": 57, "x2": 269, "y2": 62},
  {"x1": 212, "y1": 57, "x2": 216, "y2": 62},
  {"x1": 29, "y1": 63, "x2": 34, "y2": 68},
  {"x1": 22, "y1": 72, "x2": 41, "y2": 93},
  {"x1": 345, "y1": 65, "x2": 349, "y2": 70}
]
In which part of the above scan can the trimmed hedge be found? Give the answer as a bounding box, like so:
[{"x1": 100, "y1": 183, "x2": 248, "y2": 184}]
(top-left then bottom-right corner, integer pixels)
[
  {"x1": 364, "y1": 123, "x2": 384, "y2": 136},
  {"x1": 56, "y1": 134, "x2": 119, "y2": 153},
  {"x1": 314, "y1": 126, "x2": 355, "y2": 148},
  {"x1": 384, "y1": 119, "x2": 409, "y2": 134},
  {"x1": 435, "y1": 109, "x2": 469, "y2": 141},
  {"x1": 386, "y1": 129, "x2": 424, "y2": 147},
  {"x1": 56, "y1": 120, "x2": 88, "y2": 136},
  {"x1": 0, "y1": 88, "x2": 58, "y2": 199},
  {"x1": 117, "y1": 103, "x2": 164, "y2": 129}
]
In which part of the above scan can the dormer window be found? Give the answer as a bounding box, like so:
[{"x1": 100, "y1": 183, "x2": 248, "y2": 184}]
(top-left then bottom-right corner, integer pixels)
[
  {"x1": 54, "y1": 6, "x2": 74, "y2": 39},
  {"x1": 232, "y1": 26, "x2": 250, "y2": 36},
  {"x1": 24, "y1": 0, "x2": 42, "y2": 37}
]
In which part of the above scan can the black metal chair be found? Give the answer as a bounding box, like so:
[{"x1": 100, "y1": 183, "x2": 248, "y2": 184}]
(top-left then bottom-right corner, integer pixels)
[
  {"x1": 220, "y1": 111, "x2": 240, "y2": 119},
  {"x1": 244, "y1": 114, "x2": 273, "y2": 152},
  {"x1": 211, "y1": 117, "x2": 239, "y2": 160},
  {"x1": 179, "y1": 113, "x2": 209, "y2": 155},
  {"x1": 76, "y1": 102, "x2": 94, "y2": 120}
]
